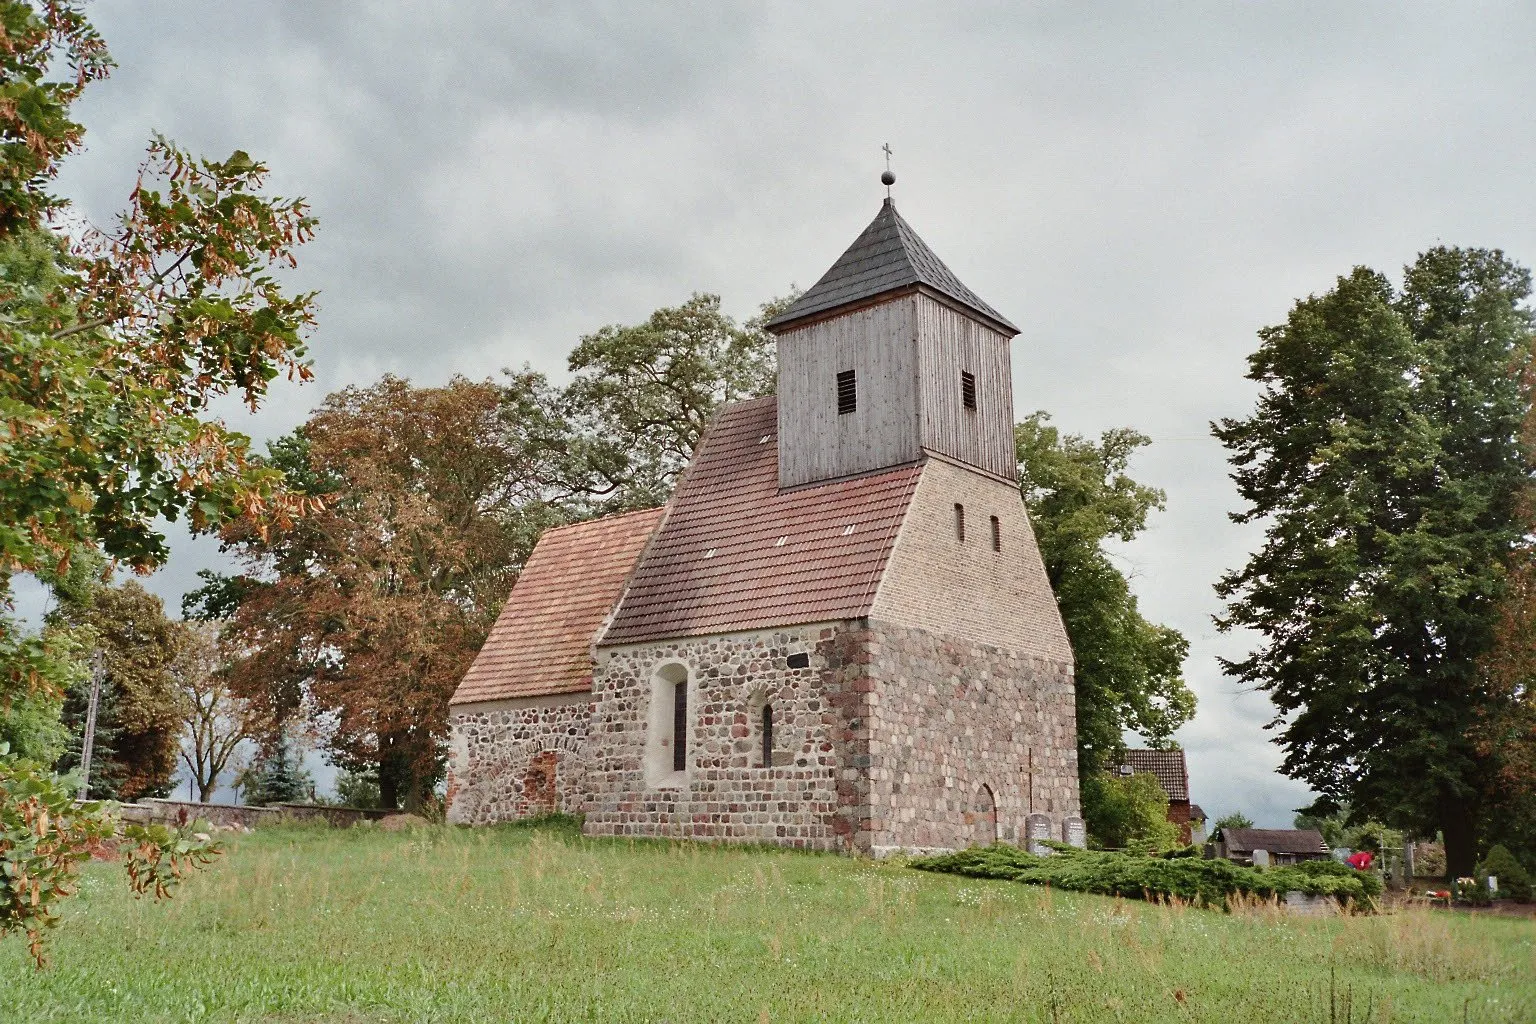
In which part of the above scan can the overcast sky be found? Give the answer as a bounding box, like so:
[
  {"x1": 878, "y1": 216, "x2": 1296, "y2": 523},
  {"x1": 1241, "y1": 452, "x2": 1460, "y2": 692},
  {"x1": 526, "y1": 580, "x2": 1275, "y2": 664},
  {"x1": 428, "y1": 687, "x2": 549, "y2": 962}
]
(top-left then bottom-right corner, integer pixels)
[{"x1": 38, "y1": 1, "x2": 1536, "y2": 822}]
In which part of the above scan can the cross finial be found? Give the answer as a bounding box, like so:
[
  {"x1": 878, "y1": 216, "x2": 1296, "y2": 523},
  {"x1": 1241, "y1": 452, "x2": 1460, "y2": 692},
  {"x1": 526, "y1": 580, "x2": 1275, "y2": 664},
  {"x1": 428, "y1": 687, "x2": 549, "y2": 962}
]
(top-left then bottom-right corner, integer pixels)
[{"x1": 880, "y1": 143, "x2": 895, "y2": 196}]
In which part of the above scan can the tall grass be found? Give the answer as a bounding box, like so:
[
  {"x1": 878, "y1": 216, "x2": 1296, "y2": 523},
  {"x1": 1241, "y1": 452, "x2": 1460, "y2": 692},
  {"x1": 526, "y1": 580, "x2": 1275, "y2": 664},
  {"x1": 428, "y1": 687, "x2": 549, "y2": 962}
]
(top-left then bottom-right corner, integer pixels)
[{"x1": 3, "y1": 819, "x2": 1532, "y2": 1023}]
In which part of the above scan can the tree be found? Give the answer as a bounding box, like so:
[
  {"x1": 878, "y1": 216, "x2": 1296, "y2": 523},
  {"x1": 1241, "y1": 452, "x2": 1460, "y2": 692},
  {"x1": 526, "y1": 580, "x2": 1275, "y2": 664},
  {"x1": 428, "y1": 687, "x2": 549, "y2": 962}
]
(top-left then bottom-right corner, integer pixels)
[
  {"x1": 207, "y1": 378, "x2": 546, "y2": 809},
  {"x1": 173, "y1": 621, "x2": 265, "y2": 803},
  {"x1": 1214, "y1": 248, "x2": 1536, "y2": 878},
  {"x1": 1080, "y1": 770, "x2": 1181, "y2": 852},
  {"x1": 1015, "y1": 415, "x2": 1195, "y2": 778},
  {"x1": 0, "y1": 1, "x2": 315, "y2": 704},
  {"x1": 239, "y1": 729, "x2": 310, "y2": 806},
  {"x1": 1214, "y1": 812, "x2": 1254, "y2": 832},
  {"x1": 561, "y1": 292, "x2": 786, "y2": 508},
  {"x1": 52, "y1": 580, "x2": 185, "y2": 801},
  {"x1": 0, "y1": 0, "x2": 304, "y2": 961}
]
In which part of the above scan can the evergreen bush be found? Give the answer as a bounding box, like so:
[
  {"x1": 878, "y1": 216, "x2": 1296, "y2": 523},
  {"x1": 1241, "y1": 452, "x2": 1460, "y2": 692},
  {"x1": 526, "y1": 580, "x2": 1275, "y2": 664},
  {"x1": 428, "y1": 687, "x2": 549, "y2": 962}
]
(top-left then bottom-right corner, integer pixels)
[
  {"x1": 1475, "y1": 845, "x2": 1532, "y2": 901},
  {"x1": 909, "y1": 844, "x2": 1381, "y2": 908}
]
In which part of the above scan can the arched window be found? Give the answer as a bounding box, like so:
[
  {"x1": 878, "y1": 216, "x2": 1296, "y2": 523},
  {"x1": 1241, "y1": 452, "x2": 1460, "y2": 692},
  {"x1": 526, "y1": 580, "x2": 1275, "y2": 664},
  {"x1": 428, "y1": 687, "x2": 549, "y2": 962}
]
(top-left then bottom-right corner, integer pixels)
[
  {"x1": 644, "y1": 663, "x2": 690, "y2": 787},
  {"x1": 672, "y1": 676, "x2": 688, "y2": 772},
  {"x1": 760, "y1": 703, "x2": 774, "y2": 767}
]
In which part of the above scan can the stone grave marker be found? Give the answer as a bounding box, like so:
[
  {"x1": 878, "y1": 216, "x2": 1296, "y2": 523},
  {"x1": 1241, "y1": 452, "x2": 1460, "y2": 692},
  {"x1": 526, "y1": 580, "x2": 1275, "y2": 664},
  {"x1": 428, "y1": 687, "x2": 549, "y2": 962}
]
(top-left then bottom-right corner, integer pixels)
[
  {"x1": 1061, "y1": 816, "x2": 1087, "y2": 849},
  {"x1": 1026, "y1": 813, "x2": 1052, "y2": 855},
  {"x1": 1251, "y1": 848, "x2": 1270, "y2": 868}
]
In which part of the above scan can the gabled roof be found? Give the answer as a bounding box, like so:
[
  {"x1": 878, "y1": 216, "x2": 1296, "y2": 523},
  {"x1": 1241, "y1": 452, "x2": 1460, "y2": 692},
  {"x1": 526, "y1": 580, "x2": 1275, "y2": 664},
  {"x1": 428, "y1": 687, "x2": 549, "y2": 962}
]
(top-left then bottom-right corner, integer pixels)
[
  {"x1": 765, "y1": 199, "x2": 1018, "y2": 336},
  {"x1": 1218, "y1": 828, "x2": 1329, "y2": 856},
  {"x1": 1121, "y1": 748, "x2": 1190, "y2": 802},
  {"x1": 601, "y1": 396, "x2": 922, "y2": 645},
  {"x1": 450, "y1": 507, "x2": 664, "y2": 705}
]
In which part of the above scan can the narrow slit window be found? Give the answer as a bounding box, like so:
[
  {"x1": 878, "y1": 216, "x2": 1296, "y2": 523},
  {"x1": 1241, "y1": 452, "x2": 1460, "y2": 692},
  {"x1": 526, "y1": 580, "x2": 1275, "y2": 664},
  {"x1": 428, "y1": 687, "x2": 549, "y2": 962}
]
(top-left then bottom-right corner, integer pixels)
[
  {"x1": 672, "y1": 680, "x2": 688, "y2": 772},
  {"x1": 961, "y1": 371, "x2": 977, "y2": 410},
  {"x1": 761, "y1": 704, "x2": 774, "y2": 768},
  {"x1": 990, "y1": 515, "x2": 1002, "y2": 551},
  {"x1": 836, "y1": 370, "x2": 857, "y2": 415},
  {"x1": 954, "y1": 503, "x2": 966, "y2": 542}
]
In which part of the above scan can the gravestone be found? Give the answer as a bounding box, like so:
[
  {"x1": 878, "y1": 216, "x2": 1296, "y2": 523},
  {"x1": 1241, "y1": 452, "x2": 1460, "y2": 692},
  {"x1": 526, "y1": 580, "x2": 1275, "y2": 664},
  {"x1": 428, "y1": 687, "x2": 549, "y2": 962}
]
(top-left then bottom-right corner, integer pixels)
[
  {"x1": 1402, "y1": 841, "x2": 1415, "y2": 881},
  {"x1": 1061, "y1": 816, "x2": 1086, "y2": 849},
  {"x1": 1026, "y1": 813, "x2": 1052, "y2": 855},
  {"x1": 1251, "y1": 848, "x2": 1270, "y2": 868}
]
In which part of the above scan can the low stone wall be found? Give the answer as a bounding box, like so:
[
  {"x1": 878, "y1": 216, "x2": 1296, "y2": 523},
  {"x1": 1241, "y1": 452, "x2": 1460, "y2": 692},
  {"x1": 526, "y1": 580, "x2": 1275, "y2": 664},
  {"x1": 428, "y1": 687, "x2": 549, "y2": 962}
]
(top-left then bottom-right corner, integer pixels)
[{"x1": 116, "y1": 799, "x2": 390, "y2": 829}]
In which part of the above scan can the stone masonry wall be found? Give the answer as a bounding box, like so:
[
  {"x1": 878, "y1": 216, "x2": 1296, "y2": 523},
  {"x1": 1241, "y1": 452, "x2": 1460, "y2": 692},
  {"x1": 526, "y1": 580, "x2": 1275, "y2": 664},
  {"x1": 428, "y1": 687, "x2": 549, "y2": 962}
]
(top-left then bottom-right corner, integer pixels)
[
  {"x1": 445, "y1": 693, "x2": 593, "y2": 825},
  {"x1": 584, "y1": 622, "x2": 866, "y2": 850},
  {"x1": 863, "y1": 619, "x2": 1078, "y2": 856}
]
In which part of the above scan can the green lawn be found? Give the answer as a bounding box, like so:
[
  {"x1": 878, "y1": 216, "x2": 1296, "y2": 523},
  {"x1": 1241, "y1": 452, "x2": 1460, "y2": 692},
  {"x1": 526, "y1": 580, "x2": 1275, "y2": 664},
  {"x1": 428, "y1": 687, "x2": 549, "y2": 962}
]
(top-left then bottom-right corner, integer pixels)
[{"x1": 4, "y1": 820, "x2": 1533, "y2": 1023}]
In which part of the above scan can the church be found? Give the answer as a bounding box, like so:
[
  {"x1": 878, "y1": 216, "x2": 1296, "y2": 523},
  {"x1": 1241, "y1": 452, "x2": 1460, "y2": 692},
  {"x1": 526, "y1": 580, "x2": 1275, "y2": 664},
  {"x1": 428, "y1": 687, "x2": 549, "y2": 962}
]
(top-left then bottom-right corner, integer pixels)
[{"x1": 445, "y1": 188, "x2": 1081, "y2": 855}]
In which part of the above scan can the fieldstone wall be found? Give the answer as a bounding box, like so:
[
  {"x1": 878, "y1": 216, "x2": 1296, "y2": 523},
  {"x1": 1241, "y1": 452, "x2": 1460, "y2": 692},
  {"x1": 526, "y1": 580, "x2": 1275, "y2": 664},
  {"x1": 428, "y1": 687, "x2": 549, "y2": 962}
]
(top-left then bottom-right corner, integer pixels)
[
  {"x1": 862, "y1": 619, "x2": 1079, "y2": 857},
  {"x1": 447, "y1": 620, "x2": 1080, "y2": 856},
  {"x1": 584, "y1": 622, "x2": 864, "y2": 850},
  {"x1": 445, "y1": 693, "x2": 593, "y2": 825}
]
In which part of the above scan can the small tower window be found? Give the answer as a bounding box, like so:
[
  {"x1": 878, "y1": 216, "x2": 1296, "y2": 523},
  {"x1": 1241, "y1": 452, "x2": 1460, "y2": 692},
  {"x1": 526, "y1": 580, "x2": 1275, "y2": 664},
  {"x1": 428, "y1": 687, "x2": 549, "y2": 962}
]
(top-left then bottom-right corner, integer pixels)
[
  {"x1": 961, "y1": 371, "x2": 977, "y2": 411},
  {"x1": 990, "y1": 515, "x2": 1002, "y2": 551},
  {"x1": 761, "y1": 703, "x2": 774, "y2": 767},
  {"x1": 836, "y1": 369, "x2": 857, "y2": 415},
  {"x1": 672, "y1": 678, "x2": 688, "y2": 772},
  {"x1": 954, "y1": 503, "x2": 966, "y2": 542}
]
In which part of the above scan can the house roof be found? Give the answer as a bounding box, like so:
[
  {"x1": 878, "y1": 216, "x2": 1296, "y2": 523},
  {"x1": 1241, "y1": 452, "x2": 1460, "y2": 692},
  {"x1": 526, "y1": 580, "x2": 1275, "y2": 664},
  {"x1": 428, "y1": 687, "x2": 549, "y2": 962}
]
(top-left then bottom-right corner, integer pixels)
[
  {"x1": 1218, "y1": 828, "x2": 1329, "y2": 856},
  {"x1": 1121, "y1": 748, "x2": 1190, "y2": 802},
  {"x1": 602, "y1": 396, "x2": 923, "y2": 645},
  {"x1": 1189, "y1": 805, "x2": 1207, "y2": 823},
  {"x1": 449, "y1": 507, "x2": 664, "y2": 705},
  {"x1": 765, "y1": 199, "x2": 1018, "y2": 336}
]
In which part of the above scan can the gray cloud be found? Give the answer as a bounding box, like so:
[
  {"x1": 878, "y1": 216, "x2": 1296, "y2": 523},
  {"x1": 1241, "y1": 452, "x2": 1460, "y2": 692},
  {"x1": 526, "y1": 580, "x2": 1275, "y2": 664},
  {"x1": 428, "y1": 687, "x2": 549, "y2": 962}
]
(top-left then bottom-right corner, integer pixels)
[{"x1": 43, "y1": 0, "x2": 1536, "y2": 822}]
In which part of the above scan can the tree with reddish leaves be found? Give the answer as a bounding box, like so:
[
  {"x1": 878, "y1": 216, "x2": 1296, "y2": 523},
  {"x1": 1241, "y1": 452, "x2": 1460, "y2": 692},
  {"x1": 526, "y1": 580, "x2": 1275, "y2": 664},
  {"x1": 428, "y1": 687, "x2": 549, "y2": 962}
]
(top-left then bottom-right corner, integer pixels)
[{"x1": 199, "y1": 377, "x2": 559, "y2": 810}]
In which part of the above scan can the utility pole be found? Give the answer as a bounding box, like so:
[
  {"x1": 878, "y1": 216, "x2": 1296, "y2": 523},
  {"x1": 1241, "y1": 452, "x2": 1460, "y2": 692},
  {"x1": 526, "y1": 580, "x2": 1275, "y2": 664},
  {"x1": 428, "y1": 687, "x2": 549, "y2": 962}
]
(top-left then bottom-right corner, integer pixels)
[{"x1": 78, "y1": 651, "x2": 104, "y2": 798}]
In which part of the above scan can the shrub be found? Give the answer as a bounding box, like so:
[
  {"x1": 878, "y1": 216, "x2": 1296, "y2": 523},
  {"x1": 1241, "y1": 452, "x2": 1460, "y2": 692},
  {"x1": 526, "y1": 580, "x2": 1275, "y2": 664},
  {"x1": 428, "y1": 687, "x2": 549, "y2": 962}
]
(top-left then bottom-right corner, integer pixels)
[
  {"x1": 1475, "y1": 845, "x2": 1532, "y2": 902},
  {"x1": 1081, "y1": 771, "x2": 1181, "y2": 853},
  {"x1": 909, "y1": 844, "x2": 1380, "y2": 909}
]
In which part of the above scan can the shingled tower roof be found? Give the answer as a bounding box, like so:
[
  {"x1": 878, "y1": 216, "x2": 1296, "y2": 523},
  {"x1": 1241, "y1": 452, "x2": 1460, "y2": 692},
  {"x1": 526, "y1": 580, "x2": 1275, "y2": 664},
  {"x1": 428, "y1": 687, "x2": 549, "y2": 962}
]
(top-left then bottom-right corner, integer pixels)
[{"x1": 765, "y1": 198, "x2": 1018, "y2": 336}]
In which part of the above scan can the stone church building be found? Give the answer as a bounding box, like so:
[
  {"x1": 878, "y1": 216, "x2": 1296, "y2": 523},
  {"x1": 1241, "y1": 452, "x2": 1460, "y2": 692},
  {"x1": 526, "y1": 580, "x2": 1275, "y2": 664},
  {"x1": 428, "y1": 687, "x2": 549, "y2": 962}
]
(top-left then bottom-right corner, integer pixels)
[{"x1": 446, "y1": 196, "x2": 1081, "y2": 855}]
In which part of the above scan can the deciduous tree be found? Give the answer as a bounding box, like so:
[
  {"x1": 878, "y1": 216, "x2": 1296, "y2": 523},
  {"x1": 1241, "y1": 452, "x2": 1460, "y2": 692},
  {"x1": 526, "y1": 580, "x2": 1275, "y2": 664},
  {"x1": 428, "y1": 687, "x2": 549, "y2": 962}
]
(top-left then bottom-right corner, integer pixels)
[
  {"x1": 561, "y1": 293, "x2": 786, "y2": 508},
  {"x1": 51, "y1": 580, "x2": 185, "y2": 801},
  {"x1": 1015, "y1": 415, "x2": 1194, "y2": 778},
  {"x1": 206, "y1": 377, "x2": 549, "y2": 809},
  {"x1": 0, "y1": 0, "x2": 302, "y2": 961},
  {"x1": 1215, "y1": 248, "x2": 1536, "y2": 877},
  {"x1": 173, "y1": 621, "x2": 265, "y2": 803}
]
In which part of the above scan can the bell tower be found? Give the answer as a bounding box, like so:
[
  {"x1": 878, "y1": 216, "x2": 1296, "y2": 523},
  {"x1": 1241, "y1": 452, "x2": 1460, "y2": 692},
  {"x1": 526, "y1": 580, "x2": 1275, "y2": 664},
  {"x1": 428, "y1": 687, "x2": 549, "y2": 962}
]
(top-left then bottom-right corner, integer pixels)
[{"x1": 765, "y1": 189, "x2": 1020, "y2": 490}]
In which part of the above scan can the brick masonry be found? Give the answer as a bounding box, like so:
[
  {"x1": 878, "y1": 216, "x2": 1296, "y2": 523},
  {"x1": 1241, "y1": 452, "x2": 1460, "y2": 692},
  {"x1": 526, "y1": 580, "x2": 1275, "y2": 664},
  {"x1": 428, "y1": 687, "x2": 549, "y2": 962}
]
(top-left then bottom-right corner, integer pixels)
[{"x1": 446, "y1": 617, "x2": 1079, "y2": 854}]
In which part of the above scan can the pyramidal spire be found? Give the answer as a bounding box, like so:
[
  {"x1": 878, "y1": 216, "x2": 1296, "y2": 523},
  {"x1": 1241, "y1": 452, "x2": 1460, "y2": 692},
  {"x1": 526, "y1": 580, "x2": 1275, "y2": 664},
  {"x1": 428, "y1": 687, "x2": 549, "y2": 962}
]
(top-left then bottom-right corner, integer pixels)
[{"x1": 766, "y1": 200, "x2": 1017, "y2": 336}]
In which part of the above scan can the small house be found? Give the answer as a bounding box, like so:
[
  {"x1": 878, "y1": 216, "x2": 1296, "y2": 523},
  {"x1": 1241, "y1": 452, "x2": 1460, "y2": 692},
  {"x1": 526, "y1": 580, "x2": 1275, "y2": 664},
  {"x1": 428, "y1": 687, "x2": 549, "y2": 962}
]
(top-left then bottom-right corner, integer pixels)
[{"x1": 1212, "y1": 827, "x2": 1329, "y2": 866}]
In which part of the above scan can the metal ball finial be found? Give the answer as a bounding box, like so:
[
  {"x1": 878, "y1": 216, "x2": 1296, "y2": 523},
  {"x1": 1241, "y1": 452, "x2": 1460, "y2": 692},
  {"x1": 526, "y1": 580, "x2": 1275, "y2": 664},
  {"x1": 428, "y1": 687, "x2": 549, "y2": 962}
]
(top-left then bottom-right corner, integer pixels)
[{"x1": 881, "y1": 170, "x2": 896, "y2": 186}]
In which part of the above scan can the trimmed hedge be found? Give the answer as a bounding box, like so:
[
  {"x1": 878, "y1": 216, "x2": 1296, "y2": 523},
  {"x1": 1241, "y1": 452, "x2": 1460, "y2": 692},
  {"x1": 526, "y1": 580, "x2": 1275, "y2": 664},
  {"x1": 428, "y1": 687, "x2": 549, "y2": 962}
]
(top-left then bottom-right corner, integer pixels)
[{"x1": 908, "y1": 844, "x2": 1381, "y2": 908}]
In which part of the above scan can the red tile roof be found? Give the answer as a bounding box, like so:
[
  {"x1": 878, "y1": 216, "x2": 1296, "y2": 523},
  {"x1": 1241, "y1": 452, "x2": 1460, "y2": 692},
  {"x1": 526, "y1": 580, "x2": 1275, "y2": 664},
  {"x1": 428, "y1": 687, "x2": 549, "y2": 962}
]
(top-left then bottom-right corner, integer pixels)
[
  {"x1": 602, "y1": 397, "x2": 922, "y2": 645},
  {"x1": 1121, "y1": 749, "x2": 1190, "y2": 802},
  {"x1": 449, "y1": 507, "x2": 664, "y2": 704}
]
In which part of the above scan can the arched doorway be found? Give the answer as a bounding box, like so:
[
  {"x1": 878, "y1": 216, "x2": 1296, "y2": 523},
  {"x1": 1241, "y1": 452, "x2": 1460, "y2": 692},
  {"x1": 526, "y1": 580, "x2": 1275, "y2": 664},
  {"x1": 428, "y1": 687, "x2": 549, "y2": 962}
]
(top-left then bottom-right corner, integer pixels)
[
  {"x1": 973, "y1": 784, "x2": 998, "y2": 846},
  {"x1": 522, "y1": 750, "x2": 559, "y2": 816}
]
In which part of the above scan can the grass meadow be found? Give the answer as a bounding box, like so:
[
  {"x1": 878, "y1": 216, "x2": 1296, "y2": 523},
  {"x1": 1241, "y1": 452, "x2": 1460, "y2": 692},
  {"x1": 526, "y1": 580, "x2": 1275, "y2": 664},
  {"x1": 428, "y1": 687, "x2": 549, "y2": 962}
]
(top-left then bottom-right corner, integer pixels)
[{"x1": 3, "y1": 819, "x2": 1533, "y2": 1023}]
